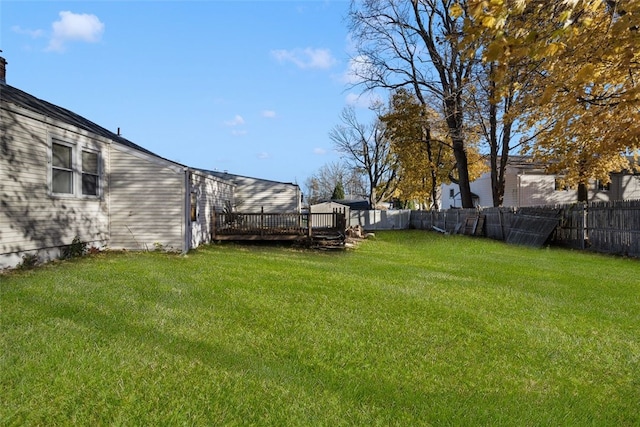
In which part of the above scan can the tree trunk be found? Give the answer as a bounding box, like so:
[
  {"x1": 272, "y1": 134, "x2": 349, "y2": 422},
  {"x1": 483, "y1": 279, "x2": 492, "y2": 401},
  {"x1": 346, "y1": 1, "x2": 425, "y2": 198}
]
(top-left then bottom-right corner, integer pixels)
[
  {"x1": 368, "y1": 185, "x2": 376, "y2": 210},
  {"x1": 445, "y1": 97, "x2": 474, "y2": 208},
  {"x1": 453, "y1": 138, "x2": 474, "y2": 208},
  {"x1": 489, "y1": 75, "x2": 500, "y2": 207},
  {"x1": 488, "y1": 63, "x2": 514, "y2": 208},
  {"x1": 577, "y1": 182, "x2": 588, "y2": 203},
  {"x1": 577, "y1": 160, "x2": 589, "y2": 203}
]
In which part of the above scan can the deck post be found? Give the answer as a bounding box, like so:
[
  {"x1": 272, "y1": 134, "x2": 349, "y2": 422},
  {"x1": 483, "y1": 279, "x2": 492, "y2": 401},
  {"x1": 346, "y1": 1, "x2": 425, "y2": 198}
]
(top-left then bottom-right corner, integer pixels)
[
  {"x1": 261, "y1": 206, "x2": 265, "y2": 237},
  {"x1": 211, "y1": 208, "x2": 217, "y2": 240}
]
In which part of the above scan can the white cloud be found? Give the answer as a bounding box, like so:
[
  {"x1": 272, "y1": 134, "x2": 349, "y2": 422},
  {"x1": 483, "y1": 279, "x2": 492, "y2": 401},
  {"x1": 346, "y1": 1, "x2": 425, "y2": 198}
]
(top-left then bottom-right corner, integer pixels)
[
  {"x1": 342, "y1": 54, "x2": 373, "y2": 85},
  {"x1": 224, "y1": 115, "x2": 245, "y2": 126},
  {"x1": 11, "y1": 25, "x2": 45, "y2": 39},
  {"x1": 47, "y1": 11, "x2": 105, "y2": 52},
  {"x1": 257, "y1": 152, "x2": 270, "y2": 159},
  {"x1": 313, "y1": 148, "x2": 327, "y2": 155},
  {"x1": 345, "y1": 92, "x2": 382, "y2": 109},
  {"x1": 271, "y1": 47, "x2": 337, "y2": 70},
  {"x1": 231, "y1": 129, "x2": 247, "y2": 136},
  {"x1": 262, "y1": 110, "x2": 277, "y2": 119}
]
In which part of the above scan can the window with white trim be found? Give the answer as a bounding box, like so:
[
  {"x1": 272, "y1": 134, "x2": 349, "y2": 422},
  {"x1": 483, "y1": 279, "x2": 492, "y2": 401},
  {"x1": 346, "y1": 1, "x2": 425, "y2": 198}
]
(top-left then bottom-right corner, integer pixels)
[
  {"x1": 82, "y1": 150, "x2": 99, "y2": 196},
  {"x1": 52, "y1": 142, "x2": 74, "y2": 194},
  {"x1": 50, "y1": 140, "x2": 101, "y2": 197},
  {"x1": 595, "y1": 179, "x2": 610, "y2": 192}
]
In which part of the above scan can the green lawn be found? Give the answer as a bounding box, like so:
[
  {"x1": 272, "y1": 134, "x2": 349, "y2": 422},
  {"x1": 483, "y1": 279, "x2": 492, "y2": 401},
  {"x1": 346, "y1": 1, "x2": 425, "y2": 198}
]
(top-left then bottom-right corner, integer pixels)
[{"x1": 2, "y1": 231, "x2": 639, "y2": 426}]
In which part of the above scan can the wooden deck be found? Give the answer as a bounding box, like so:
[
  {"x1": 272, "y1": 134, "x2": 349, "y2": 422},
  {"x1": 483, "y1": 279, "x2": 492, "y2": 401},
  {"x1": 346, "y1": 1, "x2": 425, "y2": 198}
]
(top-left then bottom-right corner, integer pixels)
[{"x1": 211, "y1": 209, "x2": 347, "y2": 241}]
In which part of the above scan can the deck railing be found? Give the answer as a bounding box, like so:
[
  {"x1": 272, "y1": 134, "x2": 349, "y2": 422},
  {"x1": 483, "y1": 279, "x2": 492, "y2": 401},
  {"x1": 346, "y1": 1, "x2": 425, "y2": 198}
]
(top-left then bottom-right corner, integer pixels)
[{"x1": 212, "y1": 208, "x2": 346, "y2": 240}]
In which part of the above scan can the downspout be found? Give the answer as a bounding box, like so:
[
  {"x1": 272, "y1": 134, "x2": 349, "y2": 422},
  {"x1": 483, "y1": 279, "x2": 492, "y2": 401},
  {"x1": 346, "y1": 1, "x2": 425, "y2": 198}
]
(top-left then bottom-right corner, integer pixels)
[
  {"x1": 106, "y1": 140, "x2": 112, "y2": 249},
  {"x1": 184, "y1": 168, "x2": 191, "y2": 253},
  {"x1": 517, "y1": 174, "x2": 522, "y2": 208}
]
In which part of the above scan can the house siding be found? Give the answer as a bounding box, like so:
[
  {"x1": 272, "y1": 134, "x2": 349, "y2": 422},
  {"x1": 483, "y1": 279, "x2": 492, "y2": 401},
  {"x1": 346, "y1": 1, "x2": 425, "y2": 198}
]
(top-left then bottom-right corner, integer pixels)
[
  {"x1": 108, "y1": 145, "x2": 186, "y2": 252},
  {"x1": 517, "y1": 174, "x2": 572, "y2": 206},
  {"x1": 232, "y1": 176, "x2": 301, "y2": 213},
  {"x1": 611, "y1": 173, "x2": 640, "y2": 201},
  {"x1": 189, "y1": 171, "x2": 234, "y2": 248},
  {"x1": 1, "y1": 103, "x2": 109, "y2": 268},
  {"x1": 468, "y1": 173, "x2": 493, "y2": 207}
]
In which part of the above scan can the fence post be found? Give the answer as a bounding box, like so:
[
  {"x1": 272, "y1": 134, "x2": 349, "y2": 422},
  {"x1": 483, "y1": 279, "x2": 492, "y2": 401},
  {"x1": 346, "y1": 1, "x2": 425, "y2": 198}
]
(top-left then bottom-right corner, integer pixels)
[
  {"x1": 307, "y1": 206, "x2": 312, "y2": 238},
  {"x1": 581, "y1": 203, "x2": 587, "y2": 250}
]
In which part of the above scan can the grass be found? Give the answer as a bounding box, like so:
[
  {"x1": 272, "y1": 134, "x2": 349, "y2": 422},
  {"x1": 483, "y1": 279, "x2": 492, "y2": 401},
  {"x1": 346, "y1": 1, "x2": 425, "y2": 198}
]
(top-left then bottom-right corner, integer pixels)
[{"x1": 1, "y1": 230, "x2": 639, "y2": 426}]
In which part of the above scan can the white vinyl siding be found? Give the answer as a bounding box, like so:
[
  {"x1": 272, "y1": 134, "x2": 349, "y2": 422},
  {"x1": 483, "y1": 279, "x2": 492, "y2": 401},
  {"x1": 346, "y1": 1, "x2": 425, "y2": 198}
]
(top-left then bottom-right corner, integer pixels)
[
  {"x1": 189, "y1": 171, "x2": 235, "y2": 248},
  {"x1": 108, "y1": 145, "x2": 186, "y2": 251},
  {"x1": 0, "y1": 104, "x2": 109, "y2": 268},
  {"x1": 231, "y1": 176, "x2": 301, "y2": 213},
  {"x1": 612, "y1": 174, "x2": 640, "y2": 201}
]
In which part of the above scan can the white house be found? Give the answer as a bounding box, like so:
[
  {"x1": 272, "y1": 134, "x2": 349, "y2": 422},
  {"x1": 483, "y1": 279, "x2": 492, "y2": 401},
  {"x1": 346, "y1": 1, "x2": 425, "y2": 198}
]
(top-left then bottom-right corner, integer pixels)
[
  {"x1": 0, "y1": 56, "x2": 235, "y2": 268},
  {"x1": 441, "y1": 156, "x2": 640, "y2": 209},
  {"x1": 205, "y1": 171, "x2": 302, "y2": 213}
]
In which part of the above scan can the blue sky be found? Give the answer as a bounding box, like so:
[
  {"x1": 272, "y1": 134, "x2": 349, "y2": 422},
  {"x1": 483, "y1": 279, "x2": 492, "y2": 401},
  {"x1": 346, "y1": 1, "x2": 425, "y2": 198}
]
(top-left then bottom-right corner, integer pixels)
[{"x1": 1, "y1": 1, "x2": 378, "y2": 186}]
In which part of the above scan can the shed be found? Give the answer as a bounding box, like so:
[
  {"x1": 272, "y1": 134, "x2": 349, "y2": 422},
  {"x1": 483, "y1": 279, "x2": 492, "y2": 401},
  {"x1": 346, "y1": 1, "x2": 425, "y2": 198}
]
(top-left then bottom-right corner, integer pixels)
[
  {"x1": 310, "y1": 201, "x2": 350, "y2": 217},
  {"x1": 331, "y1": 198, "x2": 370, "y2": 211}
]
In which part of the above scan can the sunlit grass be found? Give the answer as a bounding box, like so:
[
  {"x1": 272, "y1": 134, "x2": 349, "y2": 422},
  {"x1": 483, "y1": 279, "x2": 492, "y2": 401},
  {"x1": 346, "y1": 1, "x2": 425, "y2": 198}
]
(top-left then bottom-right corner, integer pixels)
[{"x1": 1, "y1": 231, "x2": 639, "y2": 425}]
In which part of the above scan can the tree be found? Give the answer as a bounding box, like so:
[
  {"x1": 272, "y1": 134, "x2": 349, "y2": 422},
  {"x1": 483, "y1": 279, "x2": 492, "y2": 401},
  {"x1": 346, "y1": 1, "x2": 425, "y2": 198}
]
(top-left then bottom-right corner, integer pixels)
[
  {"x1": 382, "y1": 88, "x2": 487, "y2": 209},
  {"x1": 331, "y1": 181, "x2": 345, "y2": 200},
  {"x1": 460, "y1": 0, "x2": 640, "y2": 201},
  {"x1": 348, "y1": 0, "x2": 481, "y2": 208},
  {"x1": 381, "y1": 89, "x2": 451, "y2": 209},
  {"x1": 329, "y1": 106, "x2": 397, "y2": 208},
  {"x1": 467, "y1": 61, "x2": 517, "y2": 207},
  {"x1": 466, "y1": 47, "x2": 542, "y2": 207},
  {"x1": 304, "y1": 161, "x2": 351, "y2": 206}
]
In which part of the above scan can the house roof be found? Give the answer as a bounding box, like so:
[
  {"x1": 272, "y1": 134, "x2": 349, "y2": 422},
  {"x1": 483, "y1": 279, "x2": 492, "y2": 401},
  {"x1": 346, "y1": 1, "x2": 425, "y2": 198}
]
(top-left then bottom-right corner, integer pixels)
[
  {"x1": 202, "y1": 169, "x2": 300, "y2": 188},
  {"x1": 0, "y1": 80, "x2": 293, "y2": 187},
  {"x1": 331, "y1": 199, "x2": 370, "y2": 210},
  {"x1": 1, "y1": 82, "x2": 165, "y2": 160}
]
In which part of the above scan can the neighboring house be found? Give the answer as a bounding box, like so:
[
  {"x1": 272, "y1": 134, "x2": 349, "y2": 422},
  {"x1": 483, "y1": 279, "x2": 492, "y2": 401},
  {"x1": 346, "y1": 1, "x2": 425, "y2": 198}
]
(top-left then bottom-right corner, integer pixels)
[
  {"x1": 0, "y1": 57, "x2": 235, "y2": 269},
  {"x1": 441, "y1": 156, "x2": 640, "y2": 209},
  {"x1": 206, "y1": 171, "x2": 301, "y2": 213}
]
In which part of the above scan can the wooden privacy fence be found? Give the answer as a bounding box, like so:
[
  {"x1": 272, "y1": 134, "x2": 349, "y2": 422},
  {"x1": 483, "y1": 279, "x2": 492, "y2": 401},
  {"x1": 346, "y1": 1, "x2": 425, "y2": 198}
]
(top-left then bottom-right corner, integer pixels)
[
  {"x1": 409, "y1": 209, "x2": 480, "y2": 234},
  {"x1": 581, "y1": 200, "x2": 639, "y2": 256},
  {"x1": 211, "y1": 207, "x2": 347, "y2": 241},
  {"x1": 409, "y1": 200, "x2": 640, "y2": 258},
  {"x1": 349, "y1": 209, "x2": 412, "y2": 230}
]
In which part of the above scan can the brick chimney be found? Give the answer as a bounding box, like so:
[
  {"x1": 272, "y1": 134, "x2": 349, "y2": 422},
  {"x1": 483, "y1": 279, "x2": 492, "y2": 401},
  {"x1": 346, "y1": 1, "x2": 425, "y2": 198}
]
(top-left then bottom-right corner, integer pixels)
[{"x1": 0, "y1": 54, "x2": 6, "y2": 84}]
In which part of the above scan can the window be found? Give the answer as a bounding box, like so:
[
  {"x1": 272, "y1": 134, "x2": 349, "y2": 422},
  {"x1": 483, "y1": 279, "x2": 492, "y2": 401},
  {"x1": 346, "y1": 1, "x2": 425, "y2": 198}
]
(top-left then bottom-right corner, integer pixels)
[
  {"x1": 82, "y1": 150, "x2": 99, "y2": 196},
  {"x1": 554, "y1": 178, "x2": 569, "y2": 191},
  {"x1": 52, "y1": 142, "x2": 73, "y2": 194},
  {"x1": 190, "y1": 192, "x2": 198, "y2": 221},
  {"x1": 50, "y1": 140, "x2": 100, "y2": 197},
  {"x1": 596, "y1": 179, "x2": 610, "y2": 192}
]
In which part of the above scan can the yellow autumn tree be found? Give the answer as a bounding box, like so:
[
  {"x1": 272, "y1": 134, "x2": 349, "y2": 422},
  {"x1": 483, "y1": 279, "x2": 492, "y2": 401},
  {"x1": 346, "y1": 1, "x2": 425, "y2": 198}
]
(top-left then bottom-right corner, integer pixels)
[
  {"x1": 381, "y1": 89, "x2": 486, "y2": 209},
  {"x1": 459, "y1": 0, "x2": 640, "y2": 201}
]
